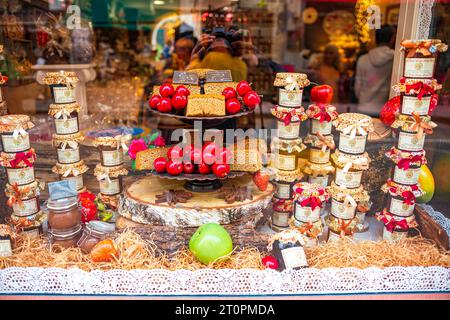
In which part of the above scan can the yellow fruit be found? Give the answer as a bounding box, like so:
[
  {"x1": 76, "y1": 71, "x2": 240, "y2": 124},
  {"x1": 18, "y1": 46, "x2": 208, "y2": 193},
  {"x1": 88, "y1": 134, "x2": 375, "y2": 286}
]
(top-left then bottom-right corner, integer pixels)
[{"x1": 416, "y1": 165, "x2": 435, "y2": 203}]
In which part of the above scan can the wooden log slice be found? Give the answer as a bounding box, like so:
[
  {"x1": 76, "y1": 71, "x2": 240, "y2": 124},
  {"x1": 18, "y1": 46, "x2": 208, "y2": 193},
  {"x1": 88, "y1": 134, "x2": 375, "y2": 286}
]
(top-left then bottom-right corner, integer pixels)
[{"x1": 118, "y1": 175, "x2": 274, "y2": 227}]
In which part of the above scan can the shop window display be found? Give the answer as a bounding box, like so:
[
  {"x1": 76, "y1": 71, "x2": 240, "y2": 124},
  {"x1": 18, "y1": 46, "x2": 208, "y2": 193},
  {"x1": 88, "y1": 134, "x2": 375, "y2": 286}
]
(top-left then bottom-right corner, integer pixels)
[{"x1": 0, "y1": 0, "x2": 449, "y2": 298}]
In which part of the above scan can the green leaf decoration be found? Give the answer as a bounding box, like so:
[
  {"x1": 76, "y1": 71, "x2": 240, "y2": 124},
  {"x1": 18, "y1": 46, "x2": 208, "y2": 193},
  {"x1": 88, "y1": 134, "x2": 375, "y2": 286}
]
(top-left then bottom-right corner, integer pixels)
[{"x1": 147, "y1": 132, "x2": 160, "y2": 144}]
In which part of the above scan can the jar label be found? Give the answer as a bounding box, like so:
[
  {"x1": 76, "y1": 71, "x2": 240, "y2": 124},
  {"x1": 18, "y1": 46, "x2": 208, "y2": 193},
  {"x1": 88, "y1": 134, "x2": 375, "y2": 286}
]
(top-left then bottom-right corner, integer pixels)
[
  {"x1": 335, "y1": 168, "x2": 362, "y2": 188},
  {"x1": 100, "y1": 178, "x2": 121, "y2": 195},
  {"x1": 277, "y1": 121, "x2": 300, "y2": 139},
  {"x1": 62, "y1": 175, "x2": 84, "y2": 190},
  {"x1": 52, "y1": 86, "x2": 76, "y2": 103},
  {"x1": 274, "y1": 182, "x2": 291, "y2": 199},
  {"x1": 12, "y1": 197, "x2": 39, "y2": 216},
  {"x1": 389, "y1": 197, "x2": 415, "y2": 217},
  {"x1": 1, "y1": 134, "x2": 30, "y2": 153},
  {"x1": 383, "y1": 227, "x2": 407, "y2": 242},
  {"x1": 393, "y1": 166, "x2": 420, "y2": 185},
  {"x1": 311, "y1": 120, "x2": 332, "y2": 135},
  {"x1": 278, "y1": 88, "x2": 303, "y2": 107},
  {"x1": 294, "y1": 203, "x2": 320, "y2": 222},
  {"x1": 0, "y1": 239, "x2": 12, "y2": 257},
  {"x1": 338, "y1": 133, "x2": 367, "y2": 154},
  {"x1": 276, "y1": 154, "x2": 297, "y2": 171},
  {"x1": 6, "y1": 167, "x2": 35, "y2": 186},
  {"x1": 404, "y1": 57, "x2": 435, "y2": 78},
  {"x1": 402, "y1": 95, "x2": 431, "y2": 116},
  {"x1": 57, "y1": 147, "x2": 80, "y2": 164},
  {"x1": 308, "y1": 175, "x2": 329, "y2": 187},
  {"x1": 331, "y1": 198, "x2": 356, "y2": 219},
  {"x1": 310, "y1": 148, "x2": 330, "y2": 164},
  {"x1": 397, "y1": 131, "x2": 425, "y2": 151},
  {"x1": 102, "y1": 149, "x2": 124, "y2": 166},
  {"x1": 54, "y1": 117, "x2": 79, "y2": 135},
  {"x1": 281, "y1": 246, "x2": 308, "y2": 269},
  {"x1": 272, "y1": 211, "x2": 290, "y2": 227}
]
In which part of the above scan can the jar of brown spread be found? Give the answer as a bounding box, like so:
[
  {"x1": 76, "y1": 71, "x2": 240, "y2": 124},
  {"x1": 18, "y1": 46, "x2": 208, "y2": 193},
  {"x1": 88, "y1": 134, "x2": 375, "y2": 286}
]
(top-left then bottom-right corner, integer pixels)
[
  {"x1": 77, "y1": 221, "x2": 115, "y2": 253},
  {"x1": 48, "y1": 225, "x2": 82, "y2": 249},
  {"x1": 47, "y1": 196, "x2": 81, "y2": 231}
]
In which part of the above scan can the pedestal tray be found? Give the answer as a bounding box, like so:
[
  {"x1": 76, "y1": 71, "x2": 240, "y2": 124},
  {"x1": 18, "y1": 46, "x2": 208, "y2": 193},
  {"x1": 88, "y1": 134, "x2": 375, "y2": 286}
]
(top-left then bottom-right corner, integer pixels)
[
  {"x1": 118, "y1": 175, "x2": 274, "y2": 228},
  {"x1": 147, "y1": 107, "x2": 255, "y2": 127},
  {"x1": 146, "y1": 170, "x2": 247, "y2": 191}
]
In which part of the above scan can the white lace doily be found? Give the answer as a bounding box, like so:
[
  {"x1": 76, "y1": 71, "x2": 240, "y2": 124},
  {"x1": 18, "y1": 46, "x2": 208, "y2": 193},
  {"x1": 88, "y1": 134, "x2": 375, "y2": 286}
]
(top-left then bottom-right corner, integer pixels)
[{"x1": 0, "y1": 205, "x2": 449, "y2": 296}]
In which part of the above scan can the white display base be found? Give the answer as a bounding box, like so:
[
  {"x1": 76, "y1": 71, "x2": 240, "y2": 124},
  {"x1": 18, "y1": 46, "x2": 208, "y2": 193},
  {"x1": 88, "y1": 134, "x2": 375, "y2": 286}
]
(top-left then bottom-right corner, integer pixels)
[
  {"x1": 0, "y1": 205, "x2": 448, "y2": 296},
  {"x1": 32, "y1": 64, "x2": 96, "y2": 116}
]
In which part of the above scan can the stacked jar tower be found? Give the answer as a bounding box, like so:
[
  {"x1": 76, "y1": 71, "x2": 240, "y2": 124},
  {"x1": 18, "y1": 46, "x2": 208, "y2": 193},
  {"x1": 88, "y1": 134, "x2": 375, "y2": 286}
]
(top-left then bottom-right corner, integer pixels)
[
  {"x1": 378, "y1": 39, "x2": 448, "y2": 241},
  {"x1": 0, "y1": 115, "x2": 45, "y2": 235},
  {"x1": 93, "y1": 135, "x2": 129, "y2": 210},
  {"x1": 269, "y1": 73, "x2": 309, "y2": 232},
  {"x1": 0, "y1": 70, "x2": 8, "y2": 115},
  {"x1": 42, "y1": 71, "x2": 89, "y2": 192},
  {"x1": 327, "y1": 113, "x2": 374, "y2": 241},
  {"x1": 303, "y1": 92, "x2": 338, "y2": 188}
]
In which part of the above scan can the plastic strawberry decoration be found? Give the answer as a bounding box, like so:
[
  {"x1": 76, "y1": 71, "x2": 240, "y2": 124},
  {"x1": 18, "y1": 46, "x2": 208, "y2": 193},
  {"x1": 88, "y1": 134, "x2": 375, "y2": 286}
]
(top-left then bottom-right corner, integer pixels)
[
  {"x1": 79, "y1": 191, "x2": 98, "y2": 223},
  {"x1": 380, "y1": 96, "x2": 400, "y2": 126}
]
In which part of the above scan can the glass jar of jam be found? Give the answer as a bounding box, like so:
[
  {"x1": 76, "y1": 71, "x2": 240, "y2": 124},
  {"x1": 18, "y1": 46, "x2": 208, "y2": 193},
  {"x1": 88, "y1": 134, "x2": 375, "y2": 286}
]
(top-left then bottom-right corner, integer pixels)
[
  {"x1": 272, "y1": 138, "x2": 304, "y2": 172},
  {"x1": 99, "y1": 145, "x2": 125, "y2": 167},
  {"x1": 60, "y1": 174, "x2": 85, "y2": 191},
  {"x1": 270, "y1": 197, "x2": 293, "y2": 232},
  {"x1": 277, "y1": 119, "x2": 300, "y2": 140},
  {"x1": 330, "y1": 197, "x2": 357, "y2": 220},
  {"x1": 1, "y1": 131, "x2": 31, "y2": 153},
  {"x1": 278, "y1": 88, "x2": 303, "y2": 107},
  {"x1": 48, "y1": 225, "x2": 83, "y2": 250},
  {"x1": 309, "y1": 146, "x2": 330, "y2": 164},
  {"x1": 12, "y1": 196, "x2": 40, "y2": 217},
  {"x1": 400, "y1": 90, "x2": 432, "y2": 116},
  {"x1": 392, "y1": 164, "x2": 420, "y2": 186},
  {"x1": 269, "y1": 229, "x2": 308, "y2": 270},
  {"x1": 53, "y1": 111, "x2": 80, "y2": 136},
  {"x1": 338, "y1": 132, "x2": 367, "y2": 155},
  {"x1": 334, "y1": 167, "x2": 363, "y2": 189},
  {"x1": 310, "y1": 119, "x2": 332, "y2": 135},
  {"x1": 397, "y1": 129, "x2": 425, "y2": 152},
  {"x1": 5, "y1": 166, "x2": 35, "y2": 186},
  {"x1": 386, "y1": 195, "x2": 415, "y2": 217},
  {"x1": 99, "y1": 176, "x2": 123, "y2": 196},
  {"x1": 57, "y1": 146, "x2": 80, "y2": 164},
  {"x1": 401, "y1": 40, "x2": 439, "y2": 79},
  {"x1": 77, "y1": 221, "x2": 115, "y2": 253},
  {"x1": 50, "y1": 84, "x2": 77, "y2": 104},
  {"x1": 47, "y1": 196, "x2": 81, "y2": 231}
]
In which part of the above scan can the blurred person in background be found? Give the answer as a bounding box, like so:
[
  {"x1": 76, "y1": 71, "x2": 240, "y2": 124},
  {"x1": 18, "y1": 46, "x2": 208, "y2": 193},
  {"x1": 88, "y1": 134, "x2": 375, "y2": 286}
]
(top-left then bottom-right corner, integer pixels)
[
  {"x1": 313, "y1": 44, "x2": 341, "y2": 103},
  {"x1": 355, "y1": 25, "x2": 395, "y2": 116}
]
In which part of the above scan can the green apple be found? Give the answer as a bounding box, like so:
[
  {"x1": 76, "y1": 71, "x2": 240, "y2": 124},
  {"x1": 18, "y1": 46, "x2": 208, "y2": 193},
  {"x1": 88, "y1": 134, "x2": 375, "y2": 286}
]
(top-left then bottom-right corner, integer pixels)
[{"x1": 189, "y1": 223, "x2": 233, "y2": 264}]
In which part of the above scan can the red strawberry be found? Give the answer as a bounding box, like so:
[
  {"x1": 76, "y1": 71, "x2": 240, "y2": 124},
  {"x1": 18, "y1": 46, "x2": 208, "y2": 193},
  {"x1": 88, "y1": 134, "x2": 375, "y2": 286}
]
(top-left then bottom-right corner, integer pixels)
[
  {"x1": 252, "y1": 170, "x2": 270, "y2": 191},
  {"x1": 380, "y1": 96, "x2": 400, "y2": 126}
]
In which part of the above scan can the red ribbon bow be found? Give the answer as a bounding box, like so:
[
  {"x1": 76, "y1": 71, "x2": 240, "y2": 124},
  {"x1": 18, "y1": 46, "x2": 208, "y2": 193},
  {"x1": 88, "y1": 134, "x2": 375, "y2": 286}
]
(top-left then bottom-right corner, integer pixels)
[
  {"x1": 405, "y1": 81, "x2": 435, "y2": 100},
  {"x1": 401, "y1": 191, "x2": 416, "y2": 205},
  {"x1": 300, "y1": 196, "x2": 323, "y2": 210},
  {"x1": 397, "y1": 155, "x2": 423, "y2": 170},
  {"x1": 10, "y1": 151, "x2": 35, "y2": 168},
  {"x1": 313, "y1": 104, "x2": 332, "y2": 123},
  {"x1": 379, "y1": 211, "x2": 409, "y2": 232}
]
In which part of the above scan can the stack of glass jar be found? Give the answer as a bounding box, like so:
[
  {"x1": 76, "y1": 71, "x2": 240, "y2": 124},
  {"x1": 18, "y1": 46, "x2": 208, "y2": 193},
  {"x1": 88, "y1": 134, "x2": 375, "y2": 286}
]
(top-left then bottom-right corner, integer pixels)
[
  {"x1": 292, "y1": 182, "x2": 329, "y2": 246},
  {"x1": 42, "y1": 71, "x2": 89, "y2": 192},
  {"x1": 378, "y1": 39, "x2": 447, "y2": 242},
  {"x1": 0, "y1": 70, "x2": 8, "y2": 115},
  {"x1": 327, "y1": 113, "x2": 373, "y2": 241},
  {"x1": 0, "y1": 114, "x2": 45, "y2": 236},
  {"x1": 93, "y1": 134, "x2": 129, "y2": 209},
  {"x1": 303, "y1": 87, "x2": 338, "y2": 187},
  {"x1": 269, "y1": 73, "x2": 310, "y2": 232}
]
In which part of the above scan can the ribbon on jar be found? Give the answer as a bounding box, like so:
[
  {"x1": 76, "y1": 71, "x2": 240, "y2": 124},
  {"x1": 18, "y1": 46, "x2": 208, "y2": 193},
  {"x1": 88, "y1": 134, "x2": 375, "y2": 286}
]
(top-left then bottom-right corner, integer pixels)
[
  {"x1": 96, "y1": 172, "x2": 112, "y2": 183},
  {"x1": 401, "y1": 190, "x2": 416, "y2": 205},
  {"x1": 63, "y1": 166, "x2": 81, "y2": 177},
  {"x1": 60, "y1": 140, "x2": 78, "y2": 151},
  {"x1": 6, "y1": 183, "x2": 30, "y2": 207},
  {"x1": 115, "y1": 134, "x2": 131, "y2": 154},
  {"x1": 401, "y1": 40, "x2": 433, "y2": 58},
  {"x1": 337, "y1": 155, "x2": 368, "y2": 172},
  {"x1": 377, "y1": 210, "x2": 409, "y2": 232},
  {"x1": 343, "y1": 194, "x2": 357, "y2": 209},
  {"x1": 12, "y1": 126, "x2": 28, "y2": 141},
  {"x1": 54, "y1": 108, "x2": 72, "y2": 121},
  {"x1": 57, "y1": 70, "x2": 77, "y2": 89},
  {"x1": 9, "y1": 150, "x2": 35, "y2": 168},
  {"x1": 397, "y1": 155, "x2": 424, "y2": 170},
  {"x1": 297, "y1": 221, "x2": 316, "y2": 239},
  {"x1": 410, "y1": 112, "x2": 437, "y2": 138},
  {"x1": 299, "y1": 196, "x2": 323, "y2": 210},
  {"x1": 338, "y1": 219, "x2": 353, "y2": 238},
  {"x1": 284, "y1": 75, "x2": 300, "y2": 91},
  {"x1": 341, "y1": 118, "x2": 370, "y2": 139},
  {"x1": 316, "y1": 132, "x2": 335, "y2": 152},
  {"x1": 312, "y1": 104, "x2": 336, "y2": 123},
  {"x1": 0, "y1": 72, "x2": 8, "y2": 85},
  {"x1": 405, "y1": 81, "x2": 435, "y2": 100}
]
